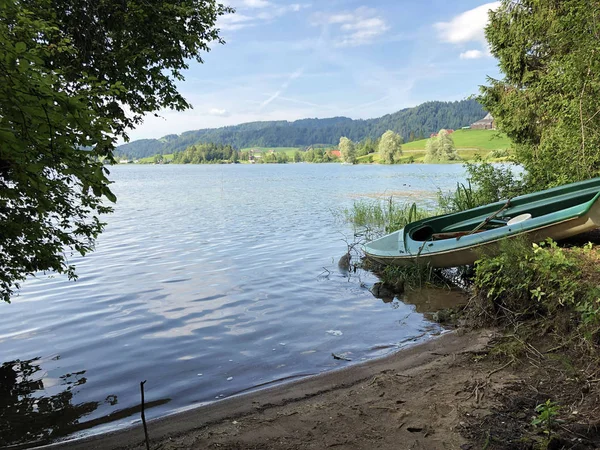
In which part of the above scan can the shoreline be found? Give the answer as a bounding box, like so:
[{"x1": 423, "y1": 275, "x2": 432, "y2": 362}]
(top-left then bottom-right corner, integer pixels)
[{"x1": 44, "y1": 329, "x2": 497, "y2": 450}]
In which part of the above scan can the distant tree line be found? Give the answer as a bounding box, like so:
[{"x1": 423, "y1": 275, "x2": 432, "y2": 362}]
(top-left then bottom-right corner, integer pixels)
[
  {"x1": 117, "y1": 100, "x2": 485, "y2": 159},
  {"x1": 172, "y1": 143, "x2": 239, "y2": 164},
  {"x1": 166, "y1": 130, "x2": 411, "y2": 165}
]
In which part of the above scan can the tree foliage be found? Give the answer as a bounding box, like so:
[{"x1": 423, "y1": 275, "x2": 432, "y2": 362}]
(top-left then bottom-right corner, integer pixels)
[
  {"x1": 172, "y1": 143, "x2": 238, "y2": 164},
  {"x1": 339, "y1": 137, "x2": 356, "y2": 163},
  {"x1": 424, "y1": 130, "x2": 458, "y2": 162},
  {"x1": 299, "y1": 148, "x2": 337, "y2": 163},
  {"x1": 378, "y1": 130, "x2": 403, "y2": 164},
  {"x1": 480, "y1": 0, "x2": 600, "y2": 188},
  {"x1": 256, "y1": 152, "x2": 289, "y2": 164},
  {"x1": 355, "y1": 137, "x2": 378, "y2": 157},
  {"x1": 0, "y1": 0, "x2": 230, "y2": 302}
]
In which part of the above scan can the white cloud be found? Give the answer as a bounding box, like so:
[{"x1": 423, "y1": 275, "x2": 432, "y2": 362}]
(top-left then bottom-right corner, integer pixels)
[
  {"x1": 242, "y1": 0, "x2": 270, "y2": 8},
  {"x1": 219, "y1": 13, "x2": 255, "y2": 31},
  {"x1": 312, "y1": 7, "x2": 390, "y2": 47},
  {"x1": 434, "y1": 2, "x2": 500, "y2": 44},
  {"x1": 459, "y1": 49, "x2": 484, "y2": 60},
  {"x1": 325, "y1": 13, "x2": 355, "y2": 24},
  {"x1": 434, "y1": 2, "x2": 500, "y2": 60},
  {"x1": 220, "y1": 2, "x2": 310, "y2": 30},
  {"x1": 208, "y1": 108, "x2": 230, "y2": 116},
  {"x1": 255, "y1": 3, "x2": 310, "y2": 20}
]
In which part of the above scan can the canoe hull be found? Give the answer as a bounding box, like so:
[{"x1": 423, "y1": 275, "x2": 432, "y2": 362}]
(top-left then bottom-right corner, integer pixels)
[{"x1": 365, "y1": 193, "x2": 600, "y2": 268}]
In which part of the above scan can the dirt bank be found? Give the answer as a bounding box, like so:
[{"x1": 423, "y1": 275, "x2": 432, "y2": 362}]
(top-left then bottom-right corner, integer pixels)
[
  {"x1": 46, "y1": 329, "x2": 504, "y2": 450},
  {"x1": 41, "y1": 324, "x2": 600, "y2": 450}
]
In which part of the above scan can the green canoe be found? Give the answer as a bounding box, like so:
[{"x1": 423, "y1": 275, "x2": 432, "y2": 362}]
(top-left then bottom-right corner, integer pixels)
[{"x1": 364, "y1": 177, "x2": 600, "y2": 268}]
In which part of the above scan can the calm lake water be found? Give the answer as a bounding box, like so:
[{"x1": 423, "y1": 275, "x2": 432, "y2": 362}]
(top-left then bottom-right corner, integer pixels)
[{"x1": 0, "y1": 163, "x2": 467, "y2": 446}]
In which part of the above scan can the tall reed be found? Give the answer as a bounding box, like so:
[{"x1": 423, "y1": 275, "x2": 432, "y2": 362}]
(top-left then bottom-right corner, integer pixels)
[{"x1": 342, "y1": 197, "x2": 431, "y2": 241}]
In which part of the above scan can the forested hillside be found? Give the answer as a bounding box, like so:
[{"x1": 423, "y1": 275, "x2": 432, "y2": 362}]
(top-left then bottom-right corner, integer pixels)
[{"x1": 117, "y1": 99, "x2": 485, "y2": 159}]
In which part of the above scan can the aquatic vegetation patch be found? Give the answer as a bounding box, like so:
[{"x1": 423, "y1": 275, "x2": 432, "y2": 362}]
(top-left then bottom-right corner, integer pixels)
[{"x1": 342, "y1": 197, "x2": 432, "y2": 241}]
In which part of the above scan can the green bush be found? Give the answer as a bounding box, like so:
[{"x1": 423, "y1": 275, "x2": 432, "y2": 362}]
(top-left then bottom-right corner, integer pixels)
[
  {"x1": 474, "y1": 239, "x2": 580, "y2": 317},
  {"x1": 474, "y1": 239, "x2": 600, "y2": 342},
  {"x1": 489, "y1": 148, "x2": 510, "y2": 159},
  {"x1": 438, "y1": 160, "x2": 525, "y2": 213}
]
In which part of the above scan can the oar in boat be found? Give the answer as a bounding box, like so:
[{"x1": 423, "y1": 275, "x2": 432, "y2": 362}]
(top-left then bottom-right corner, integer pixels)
[{"x1": 457, "y1": 199, "x2": 512, "y2": 240}]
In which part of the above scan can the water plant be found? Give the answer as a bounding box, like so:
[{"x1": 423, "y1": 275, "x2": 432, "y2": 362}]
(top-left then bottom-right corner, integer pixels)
[
  {"x1": 379, "y1": 263, "x2": 450, "y2": 290},
  {"x1": 342, "y1": 197, "x2": 431, "y2": 241}
]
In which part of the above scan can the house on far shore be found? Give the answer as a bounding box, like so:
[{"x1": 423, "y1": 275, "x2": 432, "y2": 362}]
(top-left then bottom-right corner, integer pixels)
[
  {"x1": 330, "y1": 150, "x2": 341, "y2": 158},
  {"x1": 470, "y1": 113, "x2": 495, "y2": 130}
]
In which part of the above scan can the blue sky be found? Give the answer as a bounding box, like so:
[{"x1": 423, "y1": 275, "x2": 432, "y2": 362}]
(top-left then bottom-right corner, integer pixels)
[{"x1": 128, "y1": 0, "x2": 501, "y2": 141}]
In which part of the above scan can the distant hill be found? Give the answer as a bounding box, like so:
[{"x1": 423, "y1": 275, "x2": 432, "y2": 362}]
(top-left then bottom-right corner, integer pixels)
[{"x1": 117, "y1": 99, "x2": 485, "y2": 159}]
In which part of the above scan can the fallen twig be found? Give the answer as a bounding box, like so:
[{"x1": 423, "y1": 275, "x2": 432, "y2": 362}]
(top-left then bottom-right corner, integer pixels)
[
  {"x1": 140, "y1": 380, "x2": 150, "y2": 450},
  {"x1": 318, "y1": 267, "x2": 331, "y2": 279},
  {"x1": 487, "y1": 359, "x2": 514, "y2": 378},
  {"x1": 332, "y1": 352, "x2": 352, "y2": 361}
]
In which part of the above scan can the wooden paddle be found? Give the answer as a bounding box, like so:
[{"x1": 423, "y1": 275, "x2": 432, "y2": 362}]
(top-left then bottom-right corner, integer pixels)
[{"x1": 457, "y1": 199, "x2": 512, "y2": 240}]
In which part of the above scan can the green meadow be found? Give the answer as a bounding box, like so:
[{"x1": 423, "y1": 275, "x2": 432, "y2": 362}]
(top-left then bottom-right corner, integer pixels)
[
  {"x1": 402, "y1": 129, "x2": 511, "y2": 151},
  {"x1": 240, "y1": 147, "x2": 302, "y2": 158},
  {"x1": 137, "y1": 153, "x2": 175, "y2": 164}
]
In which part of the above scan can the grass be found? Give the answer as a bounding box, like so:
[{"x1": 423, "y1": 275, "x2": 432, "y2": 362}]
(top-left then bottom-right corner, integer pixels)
[
  {"x1": 356, "y1": 147, "x2": 505, "y2": 164},
  {"x1": 240, "y1": 147, "x2": 303, "y2": 158},
  {"x1": 342, "y1": 197, "x2": 433, "y2": 244},
  {"x1": 403, "y1": 129, "x2": 512, "y2": 151},
  {"x1": 355, "y1": 129, "x2": 513, "y2": 164},
  {"x1": 137, "y1": 153, "x2": 175, "y2": 164}
]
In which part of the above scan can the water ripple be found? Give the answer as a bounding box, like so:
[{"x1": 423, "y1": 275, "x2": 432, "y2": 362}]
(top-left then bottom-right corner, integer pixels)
[{"x1": 0, "y1": 163, "x2": 468, "y2": 447}]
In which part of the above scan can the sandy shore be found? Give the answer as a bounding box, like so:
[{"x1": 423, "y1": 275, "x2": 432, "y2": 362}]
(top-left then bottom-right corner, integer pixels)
[{"x1": 43, "y1": 329, "x2": 513, "y2": 450}]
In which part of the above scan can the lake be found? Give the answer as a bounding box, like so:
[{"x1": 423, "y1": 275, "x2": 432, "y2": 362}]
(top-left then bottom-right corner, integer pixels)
[{"x1": 0, "y1": 163, "x2": 467, "y2": 446}]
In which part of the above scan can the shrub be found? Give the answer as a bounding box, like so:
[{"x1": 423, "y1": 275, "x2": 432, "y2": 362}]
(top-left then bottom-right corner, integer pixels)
[
  {"x1": 474, "y1": 239, "x2": 581, "y2": 318},
  {"x1": 438, "y1": 160, "x2": 525, "y2": 213},
  {"x1": 473, "y1": 238, "x2": 600, "y2": 344},
  {"x1": 489, "y1": 148, "x2": 510, "y2": 159}
]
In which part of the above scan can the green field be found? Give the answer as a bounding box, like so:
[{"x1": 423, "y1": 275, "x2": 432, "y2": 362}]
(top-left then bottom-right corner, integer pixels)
[
  {"x1": 240, "y1": 147, "x2": 302, "y2": 157},
  {"x1": 356, "y1": 148, "x2": 506, "y2": 164},
  {"x1": 137, "y1": 153, "x2": 175, "y2": 164},
  {"x1": 402, "y1": 129, "x2": 511, "y2": 151}
]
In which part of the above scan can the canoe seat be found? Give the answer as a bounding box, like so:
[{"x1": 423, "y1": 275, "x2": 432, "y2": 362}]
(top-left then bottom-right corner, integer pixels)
[{"x1": 507, "y1": 213, "x2": 532, "y2": 225}]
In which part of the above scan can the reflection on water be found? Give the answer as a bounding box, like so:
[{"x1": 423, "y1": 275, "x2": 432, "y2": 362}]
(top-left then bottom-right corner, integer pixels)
[
  {"x1": 0, "y1": 357, "x2": 171, "y2": 447},
  {"x1": 370, "y1": 284, "x2": 468, "y2": 313},
  {"x1": 0, "y1": 358, "x2": 101, "y2": 447},
  {"x1": 403, "y1": 287, "x2": 468, "y2": 314},
  {"x1": 0, "y1": 164, "x2": 468, "y2": 445}
]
